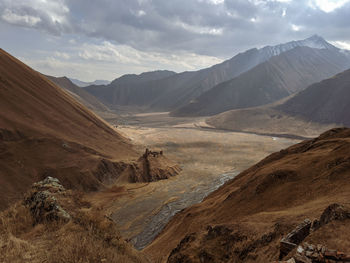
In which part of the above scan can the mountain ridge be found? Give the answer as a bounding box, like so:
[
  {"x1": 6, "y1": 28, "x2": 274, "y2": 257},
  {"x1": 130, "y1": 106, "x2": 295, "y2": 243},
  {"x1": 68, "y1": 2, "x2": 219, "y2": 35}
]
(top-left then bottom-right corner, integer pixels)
[
  {"x1": 85, "y1": 35, "x2": 348, "y2": 112},
  {"x1": 172, "y1": 46, "x2": 350, "y2": 116},
  {"x1": 206, "y1": 68, "x2": 350, "y2": 138},
  {"x1": 45, "y1": 75, "x2": 110, "y2": 113}
]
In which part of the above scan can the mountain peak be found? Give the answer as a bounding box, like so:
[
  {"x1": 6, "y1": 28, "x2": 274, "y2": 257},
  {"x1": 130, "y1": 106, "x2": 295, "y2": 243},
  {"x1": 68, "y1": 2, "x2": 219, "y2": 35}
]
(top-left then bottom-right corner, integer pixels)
[
  {"x1": 257, "y1": 35, "x2": 337, "y2": 58},
  {"x1": 307, "y1": 34, "x2": 324, "y2": 41},
  {"x1": 301, "y1": 34, "x2": 336, "y2": 50}
]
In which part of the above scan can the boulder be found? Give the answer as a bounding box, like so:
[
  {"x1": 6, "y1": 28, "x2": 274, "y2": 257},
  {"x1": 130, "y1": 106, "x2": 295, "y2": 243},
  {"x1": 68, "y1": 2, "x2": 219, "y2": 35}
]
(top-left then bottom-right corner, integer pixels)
[
  {"x1": 24, "y1": 176, "x2": 71, "y2": 223},
  {"x1": 319, "y1": 203, "x2": 350, "y2": 226}
]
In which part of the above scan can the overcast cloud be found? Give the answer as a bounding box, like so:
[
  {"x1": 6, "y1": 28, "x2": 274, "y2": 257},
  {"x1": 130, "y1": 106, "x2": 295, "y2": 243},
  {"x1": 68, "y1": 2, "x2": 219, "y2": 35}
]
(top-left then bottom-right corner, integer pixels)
[{"x1": 1, "y1": 0, "x2": 350, "y2": 81}]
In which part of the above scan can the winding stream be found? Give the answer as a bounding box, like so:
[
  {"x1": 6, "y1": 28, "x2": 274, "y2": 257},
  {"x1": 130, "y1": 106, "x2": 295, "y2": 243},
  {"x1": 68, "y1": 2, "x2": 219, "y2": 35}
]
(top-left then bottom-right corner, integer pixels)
[{"x1": 130, "y1": 171, "x2": 238, "y2": 250}]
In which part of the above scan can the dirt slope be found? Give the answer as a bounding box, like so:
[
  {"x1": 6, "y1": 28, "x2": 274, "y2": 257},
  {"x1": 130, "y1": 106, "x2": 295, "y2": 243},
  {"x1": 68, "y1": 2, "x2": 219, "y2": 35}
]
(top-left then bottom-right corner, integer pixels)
[
  {"x1": 146, "y1": 128, "x2": 350, "y2": 262},
  {"x1": 0, "y1": 48, "x2": 138, "y2": 210}
]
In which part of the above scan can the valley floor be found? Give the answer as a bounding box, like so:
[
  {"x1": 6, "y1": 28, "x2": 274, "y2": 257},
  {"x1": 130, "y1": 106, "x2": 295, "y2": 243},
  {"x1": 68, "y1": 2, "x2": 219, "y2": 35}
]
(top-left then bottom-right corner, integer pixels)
[{"x1": 88, "y1": 112, "x2": 299, "y2": 250}]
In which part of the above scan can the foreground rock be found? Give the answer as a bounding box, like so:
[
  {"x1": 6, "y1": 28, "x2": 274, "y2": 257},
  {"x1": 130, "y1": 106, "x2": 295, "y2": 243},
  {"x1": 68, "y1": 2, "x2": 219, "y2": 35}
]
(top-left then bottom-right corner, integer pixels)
[{"x1": 24, "y1": 176, "x2": 71, "y2": 223}]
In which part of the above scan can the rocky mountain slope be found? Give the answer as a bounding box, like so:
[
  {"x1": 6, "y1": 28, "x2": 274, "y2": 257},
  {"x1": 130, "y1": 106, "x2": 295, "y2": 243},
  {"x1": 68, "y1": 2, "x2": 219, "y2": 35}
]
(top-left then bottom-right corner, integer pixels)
[
  {"x1": 45, "y1": 75, "x2": 110, "y2": 112},
  {"x1": 207, "y1": 69, "x2": 350, "y2": 138},
  {"x1": 0, "y1": 48, "x2": 139, "y2": 210},
  {"x1": 86, "y1": 35, "x2": 342, "y2": 112},
  {"x1": 85, "y1": 70, "x2": 176, "y2": 109},
  {"x1": 145, "y1": 128, "x2": 350, "y2": 262},
  {"x1": 277, "y1": 69, "x2": 350, "y2": 126},
  {"x1": 173, "y1": 46, "x2": 350, "y2": 116}
]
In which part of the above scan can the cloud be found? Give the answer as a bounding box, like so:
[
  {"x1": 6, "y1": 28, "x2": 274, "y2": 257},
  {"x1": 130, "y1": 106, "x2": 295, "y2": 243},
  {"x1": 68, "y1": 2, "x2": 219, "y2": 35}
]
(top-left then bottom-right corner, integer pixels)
[
  {"x1": 77, "y1": 40, "x2": 223, "y2": 71},
  {"x1": 1, "y1": 0, "x2": 350, "y2": 81},
  {"x1": 54, "y1": 51, "x2": 70, "y2": 59},
  {"x1": 2, "y1": 8, "x2": 41, "y2": 26},
  {"x1": 308, "y1": 0, "x2": 350, "y2": 12},
  {"x1": 331, "y1": 40, "x2": 350, "y2": 50},
  {"x1": 2, "y1": 0, "x2": 350, "y2": 57},
  {"x1": 0, "y1": 0, "x2": 71, "y2": 34}
]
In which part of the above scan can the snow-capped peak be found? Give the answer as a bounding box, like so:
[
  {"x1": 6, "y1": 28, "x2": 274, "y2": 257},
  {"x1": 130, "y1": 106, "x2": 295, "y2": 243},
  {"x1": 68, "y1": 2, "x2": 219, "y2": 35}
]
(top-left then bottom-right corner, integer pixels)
[{"x1": 259, "y1": 35, "x2": 337, "y2": 57}]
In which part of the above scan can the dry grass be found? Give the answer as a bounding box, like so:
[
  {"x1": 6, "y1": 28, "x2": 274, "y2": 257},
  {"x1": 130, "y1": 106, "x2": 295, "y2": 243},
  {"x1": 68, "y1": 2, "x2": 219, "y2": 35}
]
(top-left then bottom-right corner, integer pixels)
[{"x1": 0, "y1": 197, "x2": 149, "y2": 263}]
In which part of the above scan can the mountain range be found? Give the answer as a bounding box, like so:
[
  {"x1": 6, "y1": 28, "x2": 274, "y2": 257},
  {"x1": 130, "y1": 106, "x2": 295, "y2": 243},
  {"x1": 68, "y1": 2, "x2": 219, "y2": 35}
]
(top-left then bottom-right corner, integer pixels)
[
  {"x1": 85, "y1": 70, "x2": 176, "y2": 109},
  {"x1": 84, "y1": 35, "x2": 350, "y2": 114},
  {"x1": 173, "y1": 45, "x2": 350, "y2": 116}
]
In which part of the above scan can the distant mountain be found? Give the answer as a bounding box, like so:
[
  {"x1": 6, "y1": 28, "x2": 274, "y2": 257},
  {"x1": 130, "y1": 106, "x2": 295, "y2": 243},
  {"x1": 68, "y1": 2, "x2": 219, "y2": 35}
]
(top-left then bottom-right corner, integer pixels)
[
  {"x1": 278, "y1": 68, "x2": 350, "y2": 126},
  {"x1": 85, "y1": 70, "x2": 176, "y2": 108},
  {"x1": 173, "y1": 46, "x2": 350, "y2": 116},
  {"x1": 46, "y1": 75, "x2": 110, "y2": 112},
  {"x1": 207, "y1": 68, "x2": 350, "y2": 138},
  {"x1": 70, "y1": 78, "x2": 110, "y2": 87},
  {"x1": 85, "y1": 35, "x2": 347, "y2": 112}
]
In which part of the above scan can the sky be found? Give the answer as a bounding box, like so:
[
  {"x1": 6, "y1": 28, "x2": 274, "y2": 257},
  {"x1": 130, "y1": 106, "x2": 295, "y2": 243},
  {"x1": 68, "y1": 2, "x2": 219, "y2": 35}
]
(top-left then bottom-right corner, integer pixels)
[{"x1": 1, "y1": 0, "x2": 350, "y2": 82}]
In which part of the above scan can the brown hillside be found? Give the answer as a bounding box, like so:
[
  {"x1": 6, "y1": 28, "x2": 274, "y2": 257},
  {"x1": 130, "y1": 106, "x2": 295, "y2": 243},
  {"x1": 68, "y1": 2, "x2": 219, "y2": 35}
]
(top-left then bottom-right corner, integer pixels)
[
  {"x1": 0, "y1": 49, "x2": 138, "y2": 210},
  {"x1": 146, "y1": 128, "x2": 350, "y2": 262}
]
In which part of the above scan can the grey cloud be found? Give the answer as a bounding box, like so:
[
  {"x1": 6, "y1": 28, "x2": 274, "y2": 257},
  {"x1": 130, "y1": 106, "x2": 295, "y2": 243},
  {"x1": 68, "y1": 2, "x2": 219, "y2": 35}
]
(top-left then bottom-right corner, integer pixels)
[
  {"x1": 1, "y1": 0, "x2": 350, "y2": 58},
  {"x1": 0, "y1": 0, "x2": 72, "y2": 35}
]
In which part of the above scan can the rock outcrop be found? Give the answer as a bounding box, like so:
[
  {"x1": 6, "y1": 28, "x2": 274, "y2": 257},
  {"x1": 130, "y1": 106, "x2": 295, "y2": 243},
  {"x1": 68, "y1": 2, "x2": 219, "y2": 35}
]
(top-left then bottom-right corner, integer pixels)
[
  {"x1": 24, "y1": 177, "x2": 71, "y2": 223},
  {"x1": 128, "y1": 149, "x2": 181, "y2": 183},
  {"x1": 317, "y1": 203, "x2": 350, "y2": 229},
  {"x1": 280, "y1": 219, "x2": 312, "y2": 259}
]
